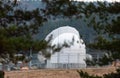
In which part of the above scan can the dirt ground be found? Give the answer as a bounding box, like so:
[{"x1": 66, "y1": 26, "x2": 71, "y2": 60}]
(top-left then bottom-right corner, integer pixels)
[{"x1": 4, "y1": 66, "x2": 116, "y2": 78}]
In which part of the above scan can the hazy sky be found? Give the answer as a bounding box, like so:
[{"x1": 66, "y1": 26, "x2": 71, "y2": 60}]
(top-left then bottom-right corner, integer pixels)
[
  {"x1": 74, "y1": 0, "x2": 119, "y2": 2},
  {"x1": 17, "y1": 0, "x2": 119, "y2": 2},
  {"x1": 17, "y1": 0, "x2": 119, "y2": 10}
]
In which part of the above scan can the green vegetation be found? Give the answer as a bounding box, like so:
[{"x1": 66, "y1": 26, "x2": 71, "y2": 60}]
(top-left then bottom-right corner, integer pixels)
[
  {"x1": 0, "y1": 71, "x2": 4, "y2": 78},
  {"x1": 0, "y1": 0, "x2": 71, "y2": 63},
  {"x1": 77, "y1": 68, "x2": 120, "y2": 78},
  {"x1": 0, "y1": 0, "x2": 48, "y2": 63}
]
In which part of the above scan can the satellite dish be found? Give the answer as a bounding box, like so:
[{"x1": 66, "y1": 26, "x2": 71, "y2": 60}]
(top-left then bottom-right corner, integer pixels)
[{"x1": 39, "y1": 26, "x2": 86, "y2": 68}]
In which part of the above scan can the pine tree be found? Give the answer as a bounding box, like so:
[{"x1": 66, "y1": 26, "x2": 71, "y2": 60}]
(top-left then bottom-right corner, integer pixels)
[{"x1": 0, "y1": 0, "x2": 47, "y2": 63}]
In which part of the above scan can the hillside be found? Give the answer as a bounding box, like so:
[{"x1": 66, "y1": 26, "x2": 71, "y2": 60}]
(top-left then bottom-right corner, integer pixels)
[
  {"x1": 36, "y1": 18, "x2": 96, "y2": 44},
  {"x1": 17, "y1": 0, "x2": 97, "y2": 43}
]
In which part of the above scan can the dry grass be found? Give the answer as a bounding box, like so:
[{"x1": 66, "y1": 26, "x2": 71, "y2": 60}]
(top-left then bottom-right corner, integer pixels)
[{"x1": 4, "y1": 66, "x2": 116, "y2": 78}]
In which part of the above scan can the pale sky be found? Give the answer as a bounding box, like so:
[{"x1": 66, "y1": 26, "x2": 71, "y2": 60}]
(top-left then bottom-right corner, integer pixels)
[
  {"x1": 15, "y1": 0, "x2": 119, "y2": 10},
  {"x1": 17, "y1": 0, "x2": 120, "y2": 2},
  {"x1": 72, "y1": 0, "x2": 120, "y2": 2}
]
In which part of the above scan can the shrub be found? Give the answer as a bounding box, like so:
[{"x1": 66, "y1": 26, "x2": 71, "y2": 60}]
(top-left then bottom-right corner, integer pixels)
[
  {"x1": 77, "y1": 68, "x2": 120, "y2": 78},
  {"x1": 0, "y1": 71, "x2": 4, "y2": 78}
]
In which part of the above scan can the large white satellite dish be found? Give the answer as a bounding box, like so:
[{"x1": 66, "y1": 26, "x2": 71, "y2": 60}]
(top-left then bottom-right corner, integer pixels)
[{"x1": 39, "y1": 26, "x2": 86, "y2": 68}]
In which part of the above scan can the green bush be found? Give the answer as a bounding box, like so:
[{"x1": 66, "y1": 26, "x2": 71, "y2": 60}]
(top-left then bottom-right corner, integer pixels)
[
  {"x1": 77, "y1": 68, "x2": 120, "y2": 78},
  {"x1": 77, "y1": 70, "x2": 102, "y2": 78},
  {"x1": 0, "y1": 71, "x2": 4, "y2": 78}
]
